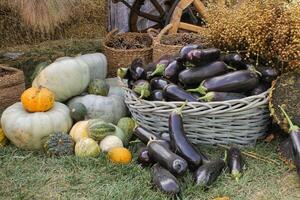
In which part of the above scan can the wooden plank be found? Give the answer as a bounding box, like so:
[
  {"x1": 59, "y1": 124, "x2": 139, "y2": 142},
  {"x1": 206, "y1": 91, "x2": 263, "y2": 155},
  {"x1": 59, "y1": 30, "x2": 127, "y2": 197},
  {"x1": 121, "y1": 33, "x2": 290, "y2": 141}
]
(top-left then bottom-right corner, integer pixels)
[
  {"x1": 168, "y1": 7, "x2": 183, "y2": 33},
  {"x1": 177, "y1": 0, "x2": 194, "y2": 10},
  {"x1": 193, "y1": 0, "x2": 207, "y2": 20},
  {"x1": 178, "y1": 22, "x2": 206, "y2": 33}
]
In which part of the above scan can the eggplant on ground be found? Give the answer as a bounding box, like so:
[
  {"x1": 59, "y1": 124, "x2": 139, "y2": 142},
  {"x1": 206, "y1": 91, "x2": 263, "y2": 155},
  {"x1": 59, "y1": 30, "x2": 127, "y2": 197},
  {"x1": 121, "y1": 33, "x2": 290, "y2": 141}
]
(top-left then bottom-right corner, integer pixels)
[
  {"x1": 279, "y1": 106, "x2": 300, "y2": 179},
  {"x1": 137, "y1": 147, "x2": 153, "y2": 167},
  {"x1": 151, "y1": 163, "x2": 181, "y2": 195},
  {"x1": 169, "y1": 102, "x2": 209, "y2": 169},
  {"x1": 134, "y1": 126, "x2": 170, "y2": 148},
  {"x1": 227, "y1": 147, "x2": 245, "y2": 181},
  {"x1": 187, "y1": 70, "x2": 260, "y2": 95},
  {"x1": 148, "y1": 140, "x2": 188, "y2": 176}
]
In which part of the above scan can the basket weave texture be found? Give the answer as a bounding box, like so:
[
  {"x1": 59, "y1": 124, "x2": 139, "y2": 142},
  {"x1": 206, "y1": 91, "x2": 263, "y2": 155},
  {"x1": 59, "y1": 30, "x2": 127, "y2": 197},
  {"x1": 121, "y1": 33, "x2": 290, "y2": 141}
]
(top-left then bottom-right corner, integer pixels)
[
  {"x1": 104, "y1": 29, "x2": 153, "y2": 77},
  {"x1": 148, "y1": 24, "x2": 210, "y2": 61},
  {"x1": 0, "y1": 65, "x2": 25, "y2": 112},
  {"x1": 123, "y1": 86, "x2": 270, "y2": 146}
]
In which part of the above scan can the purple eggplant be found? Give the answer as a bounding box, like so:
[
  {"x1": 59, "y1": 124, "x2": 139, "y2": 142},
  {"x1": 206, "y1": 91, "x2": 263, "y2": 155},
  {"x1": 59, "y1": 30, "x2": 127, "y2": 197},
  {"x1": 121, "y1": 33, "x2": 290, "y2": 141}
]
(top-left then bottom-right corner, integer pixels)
[
  {"x1": 163, "y1": 60, "x2": 185, "y2": 82},
  {"x1": 150, "y1": 77, "x2": 170, "y2": 90},
  {"x1": 148, "y1": 140, "x2": 188, "y2": 176},
  {"x1": 151, "y1": 164, "x2": 181, "y2": 195},
  {"x1": 179, "y1": 44, "x2": 202, "y2": 59},
  {"x1": 150, "y1": 90, "x2": 164, "y2": 101},
  {"x1": 279, "y1": 106, "x2": 300, "y2": 179},
  {"x1": 134, "y1": 126, "x2": 170, "y2": 148},
  {"x1": 185, "y1": 48, "x2": 221, "y2": 66},
  {"x1": 187, "y1": 70, "x2": 260, "y2": 95},
  {"x1": 200, "y1": 92, "x2": 246, "y2": 102},
  {"x1": 250, "y1": 83, "x2": 270, "y2": 95},
  {"x1": 130, "y1": 58, "x2": 147, "y2": 80},
  {"x1": 151, "y1": 56, "x2": 174, "y2": 77},
  {"x1": 194, "y1": 158, "x2": 226, "y2": 187},
  {"x1": 257, "y1": 66, "x2": 279, "y2": 83},
  {"x1": 132, "y1": 80, "x2": 151, "y2": 98},
  {"x1": 161, "y1": 133, "x2": 171, "y2": 143},
  {"x1": 227, "y1": 147, "x2": 244, "y2": 181},
  {"x1": 169, "y1": 102, "x2": 208, "y2": 169},
  {"x1": 222, "y1": 53, "x2": 247, "y2": 69},
  {"x1": 137, "y1": 147, "x2": 153, "y2": 167},
  {"x1": 178, "y1": 61, "x2": 231, "y2": 86},
  {"x1": 163, "y1": 84, "x2": 198, "y2": 102}
]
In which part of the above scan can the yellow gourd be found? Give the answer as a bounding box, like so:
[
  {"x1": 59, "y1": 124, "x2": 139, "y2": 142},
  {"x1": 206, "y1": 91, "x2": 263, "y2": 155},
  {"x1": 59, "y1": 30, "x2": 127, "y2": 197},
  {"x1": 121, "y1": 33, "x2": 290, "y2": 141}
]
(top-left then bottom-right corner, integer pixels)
[
  {"x1": 69, "y1": 121, "x2": 89, "y2": 143},
  {"x1": 0, "y1": 128, "x2": 7, "y2": 147},
  {"x1": 108, "y1": 147, "x2": 132, "y2": 164}
]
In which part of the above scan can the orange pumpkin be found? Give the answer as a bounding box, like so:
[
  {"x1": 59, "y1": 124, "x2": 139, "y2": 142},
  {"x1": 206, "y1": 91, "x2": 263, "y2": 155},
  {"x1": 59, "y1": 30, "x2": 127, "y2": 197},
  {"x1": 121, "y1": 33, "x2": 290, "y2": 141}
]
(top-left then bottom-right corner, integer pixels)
[
  {"x1": 108, "y1": 147, "x2": 132, "y2": 164},
  {"x1": 21, "y1": 87, "x2": 55, "y2": 112}
]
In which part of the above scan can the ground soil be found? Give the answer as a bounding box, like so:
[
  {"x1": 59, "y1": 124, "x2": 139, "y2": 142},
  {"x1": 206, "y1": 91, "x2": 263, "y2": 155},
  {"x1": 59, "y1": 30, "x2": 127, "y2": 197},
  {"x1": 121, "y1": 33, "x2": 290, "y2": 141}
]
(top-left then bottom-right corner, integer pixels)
[
  {"x1": 106, "y1": 35, "x2": 152, "y2": 49},
  {"x1": 161, "y1": 33, "x2": 208, "y2": 46}
]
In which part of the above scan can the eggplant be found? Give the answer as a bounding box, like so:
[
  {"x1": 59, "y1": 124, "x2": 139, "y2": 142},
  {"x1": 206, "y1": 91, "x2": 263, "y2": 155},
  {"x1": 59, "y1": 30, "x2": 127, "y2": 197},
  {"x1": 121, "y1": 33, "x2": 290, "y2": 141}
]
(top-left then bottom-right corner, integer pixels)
[
  {"x1": 257, "y1": 66, "x2": 279, "y2": 83},
  {"x1": 132, "y1": 80, "x2": 151, "y2": 98},
  {"x1": 179, "y1": 44, "x2": 202, "y2": 59},
  {"x1": 163, "y1": 84, "x2": 198, "y2": 102},
  {"x1": 250, "y1": 83, "x2": 270, "y2": 95},
  {"x1": 161, "y1": 133, "x2": 171, "y2": 143},
  {"x1": 150, "y1": 77, "x2": 170, "y2": 90},
  {"x1": 222, "y1": 53, "x2": 247, "y2": 69},
  {"x1": 227, "y1": 147, "x2": 244, "y2": 181},
  {"x1": 134, "y1": 126, "x2": 170, "y2": 148},
  {"x1": 169, "y1": 103, "x2": 208, "y2": 169},
  {"x1": 148, "y1": 140, "x2": 188, "y2": 176},
  {"x1": 178, "y1": 61, "x2": 231, "y2": 86},
  {"x1": 200, "y1": 92, "x2": 246, "y2": 102},
  {"x1": 163, "y1": 60, "x2": 185, "y2": 82},
  {"x1": 137, "y1": 147, "x2": 153, "y2": 167},
  {"x1": 187, "y1": 70, "x2": 260, "y2": 95},
  {"x1": 194, "y1": 158, "x2": 226, "y2": 187},
  {"x1": 185, "y1": 48, "x2": 221, "y2": 66},
  {"x1": 279, "y1": 106, "x2": 300, "y2": 178},
  {"x1": 130, "y1": 58, "x2": 146, "y2": 80},
  {"x1": 151, "y1": 56, "x2": 174, "y2": 77},
  {"x1": 151, "y1": 163, "x2": 180, "y2": 195},
  {"x1": 150, "y1": 90, "x2": 164, "y2": 101},
  {"x1": 128, "y1": 79, "x2": 135, "y2": 89}
]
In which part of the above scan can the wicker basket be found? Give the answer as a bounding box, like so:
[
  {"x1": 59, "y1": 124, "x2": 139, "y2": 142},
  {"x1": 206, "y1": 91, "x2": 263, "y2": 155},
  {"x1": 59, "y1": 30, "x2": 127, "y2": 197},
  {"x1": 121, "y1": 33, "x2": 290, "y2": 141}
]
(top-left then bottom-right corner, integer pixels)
[
  {"x1": 0, "y1": 65, "x2": 25, "y2": 113},
  {"x1": 148, "y1": 24, "x2": 210, "y2": 61},
  {"x1": 104, "y1": 29, "x2": 153, "y2": 77},
  {"x1": 123, "y1": 85, "x2": 270, "y2": 146}
]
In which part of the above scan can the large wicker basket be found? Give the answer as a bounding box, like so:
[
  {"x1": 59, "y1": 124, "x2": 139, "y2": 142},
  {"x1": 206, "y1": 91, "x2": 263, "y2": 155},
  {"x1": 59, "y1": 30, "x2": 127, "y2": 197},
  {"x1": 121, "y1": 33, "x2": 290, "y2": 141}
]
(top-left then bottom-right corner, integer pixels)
[
  {"x1": 123, "y1": 86, "x2": 270, "y2": 146},
  {"x1": 104, "y1": 29, "x2": 153, "y2": 77},
  {"x1": 148, "y1": 24, "x2": 210, "y2": 61}
]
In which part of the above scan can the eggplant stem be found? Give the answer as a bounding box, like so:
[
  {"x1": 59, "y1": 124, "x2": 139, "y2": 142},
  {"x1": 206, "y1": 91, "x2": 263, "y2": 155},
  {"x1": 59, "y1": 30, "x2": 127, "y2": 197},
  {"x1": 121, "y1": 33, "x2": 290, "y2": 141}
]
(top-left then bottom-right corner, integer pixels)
[
  {"x1": 217, "y1": 144, "x2": 280, "y2": 165},
  {"x1": 117, "y1": 67, "x2": 128, "y2": 79},
  {"x1": 139, "y1": 89, "x2": 145, "y2": 99},
  {"x1": 174, "y1": 101, "x2": 188, "y2": 115},
  {"x1": 129, "y1": 140, "x2": 142, "y2": 144},
  {"x1": 279, "y1": 105, "x2": 299, "y2": 133},
  {"x1": 150, "y1": 64, "x2": 165, "y2": 76},
  {"x1": 199, "y1": 92, "x2": 213, "y2": 102},
  {"x1": 225, "y1": 64, "x2": 236, "y2": 71},
  {"x1": 187, "y1": 81, "x2": 207, "y2": 95}
]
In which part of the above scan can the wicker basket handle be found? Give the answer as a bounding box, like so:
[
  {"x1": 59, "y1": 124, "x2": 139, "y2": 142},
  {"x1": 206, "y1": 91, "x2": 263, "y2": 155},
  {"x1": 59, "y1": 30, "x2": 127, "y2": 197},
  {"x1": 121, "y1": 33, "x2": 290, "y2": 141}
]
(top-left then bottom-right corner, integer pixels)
[
  {"x1": 157, "y1": 24, "x2": 173, "y2": 41},
  {"x1": 147, "y1": 28, "x2": 159, "y2": 39},
  {"x1": 106, "y1": 28, "x2": 119, "y2": 41}
]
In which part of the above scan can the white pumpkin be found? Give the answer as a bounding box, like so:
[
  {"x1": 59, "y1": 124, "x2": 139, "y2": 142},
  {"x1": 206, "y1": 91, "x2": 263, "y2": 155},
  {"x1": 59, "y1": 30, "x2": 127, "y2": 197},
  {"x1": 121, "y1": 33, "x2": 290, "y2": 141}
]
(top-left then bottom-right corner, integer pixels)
[
  {"x1": 1, "y1": 102, "x2": 73, "y2": 150},
  {"x1": 69, "y1": 120, "x2": 89, "y2": 143},
  {"x1": 68, "y1": 94, "x2": 127, "y2": 124},
  {"x1": 77, "y1": 53, "x2": 107, "y2": 79},
  {"x1": 99, "y1": 135, "x2": 123, "y2": 153},
  {"x1": 33, "y1": 58, "x2": 90, "y2": 102}
]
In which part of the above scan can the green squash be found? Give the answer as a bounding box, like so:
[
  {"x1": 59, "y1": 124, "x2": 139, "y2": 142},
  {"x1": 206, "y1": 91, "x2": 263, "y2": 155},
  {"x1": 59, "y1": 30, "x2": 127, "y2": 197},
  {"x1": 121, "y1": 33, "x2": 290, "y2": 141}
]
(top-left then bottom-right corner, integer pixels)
[
  {"x1": 112, "y1": 124, "x2": 129, "y2": 147},
  {"x1": 69, "y1": 102, "x2": 87, "y2": 122},
  {"x1": 87, "y1": 119, "x2": 116, "y2": 141},
  {"x1": 44, "y1": 132, "x2": 75, "y2": 157},
  {"x1": 117, "y1": 117, "x2": 136, "y2": 143},
  {"x1": 88, "y1": 79, "x2": 110, "y2": 96}
]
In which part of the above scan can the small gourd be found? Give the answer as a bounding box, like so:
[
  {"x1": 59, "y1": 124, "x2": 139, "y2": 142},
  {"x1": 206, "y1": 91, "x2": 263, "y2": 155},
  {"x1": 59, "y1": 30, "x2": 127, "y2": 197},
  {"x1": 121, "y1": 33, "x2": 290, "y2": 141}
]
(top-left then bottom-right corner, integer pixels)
[
  {"x1": 87, "y1": 119, "x2": 116, "y2": 141},
  {"x1": 88, "y1": 79, "x2": 110, "y2": 96},
  {"x1": 75, "y1": 138, "x2": 100, "y2": 157},
  {"x1": 108, "y1": 147, "x2": 132, "y2": 164},
  {"x1": 0, "y1": 128, "x2": 7, "y2": 147},
  {"x1": 44, "y1": 132, "x2": 75, "y2": 157},
  {"x1": 99, "y1": 135, "x2": 123, "y2": 153},
  {"x1": 69, "y1": 121, "x2": 89, "y2": 143},
  {"x1": 21, "y1": 87, "x2": 55, "y2": 112},
  {"x1": 69, "y1": 102, "x2": 87, "y2": 122}
]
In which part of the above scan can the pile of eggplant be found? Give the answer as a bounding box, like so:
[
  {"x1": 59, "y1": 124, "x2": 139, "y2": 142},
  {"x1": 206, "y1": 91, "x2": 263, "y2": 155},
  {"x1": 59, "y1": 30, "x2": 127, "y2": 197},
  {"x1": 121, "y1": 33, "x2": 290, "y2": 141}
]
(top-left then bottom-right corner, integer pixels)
[
  {"x1": 134, "y1": 104, "x2": 245, "y2": 195},
  {"x1": 118, "y1": 44, "x2": 279, "y2": 102}
]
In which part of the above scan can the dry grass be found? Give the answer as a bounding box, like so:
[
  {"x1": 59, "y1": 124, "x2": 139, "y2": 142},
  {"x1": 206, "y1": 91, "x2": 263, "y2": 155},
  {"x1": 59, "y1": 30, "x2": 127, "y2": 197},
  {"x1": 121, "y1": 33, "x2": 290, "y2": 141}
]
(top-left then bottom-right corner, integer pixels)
[
  {"x1": 201, "y1": 0, "x2": 300, "y2": 72},
  {"x1": 0, "y1": 0, "x2": 107, "y2": 48}
]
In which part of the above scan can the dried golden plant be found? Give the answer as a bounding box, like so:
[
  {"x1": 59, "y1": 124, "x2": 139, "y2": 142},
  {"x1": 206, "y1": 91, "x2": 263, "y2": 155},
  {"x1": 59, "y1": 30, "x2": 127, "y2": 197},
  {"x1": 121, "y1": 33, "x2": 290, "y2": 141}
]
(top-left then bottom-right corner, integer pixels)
[{"x1": 201, "y1": 0, "x2": 300, "y2": 72}]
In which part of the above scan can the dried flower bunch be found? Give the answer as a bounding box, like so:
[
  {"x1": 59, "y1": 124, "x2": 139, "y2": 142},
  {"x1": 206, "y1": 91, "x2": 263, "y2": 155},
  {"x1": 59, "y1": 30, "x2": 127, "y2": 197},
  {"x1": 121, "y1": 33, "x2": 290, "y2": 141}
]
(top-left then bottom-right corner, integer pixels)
[{"x1": 200, "y1": 0, "x2": 300, "y2": 72}]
